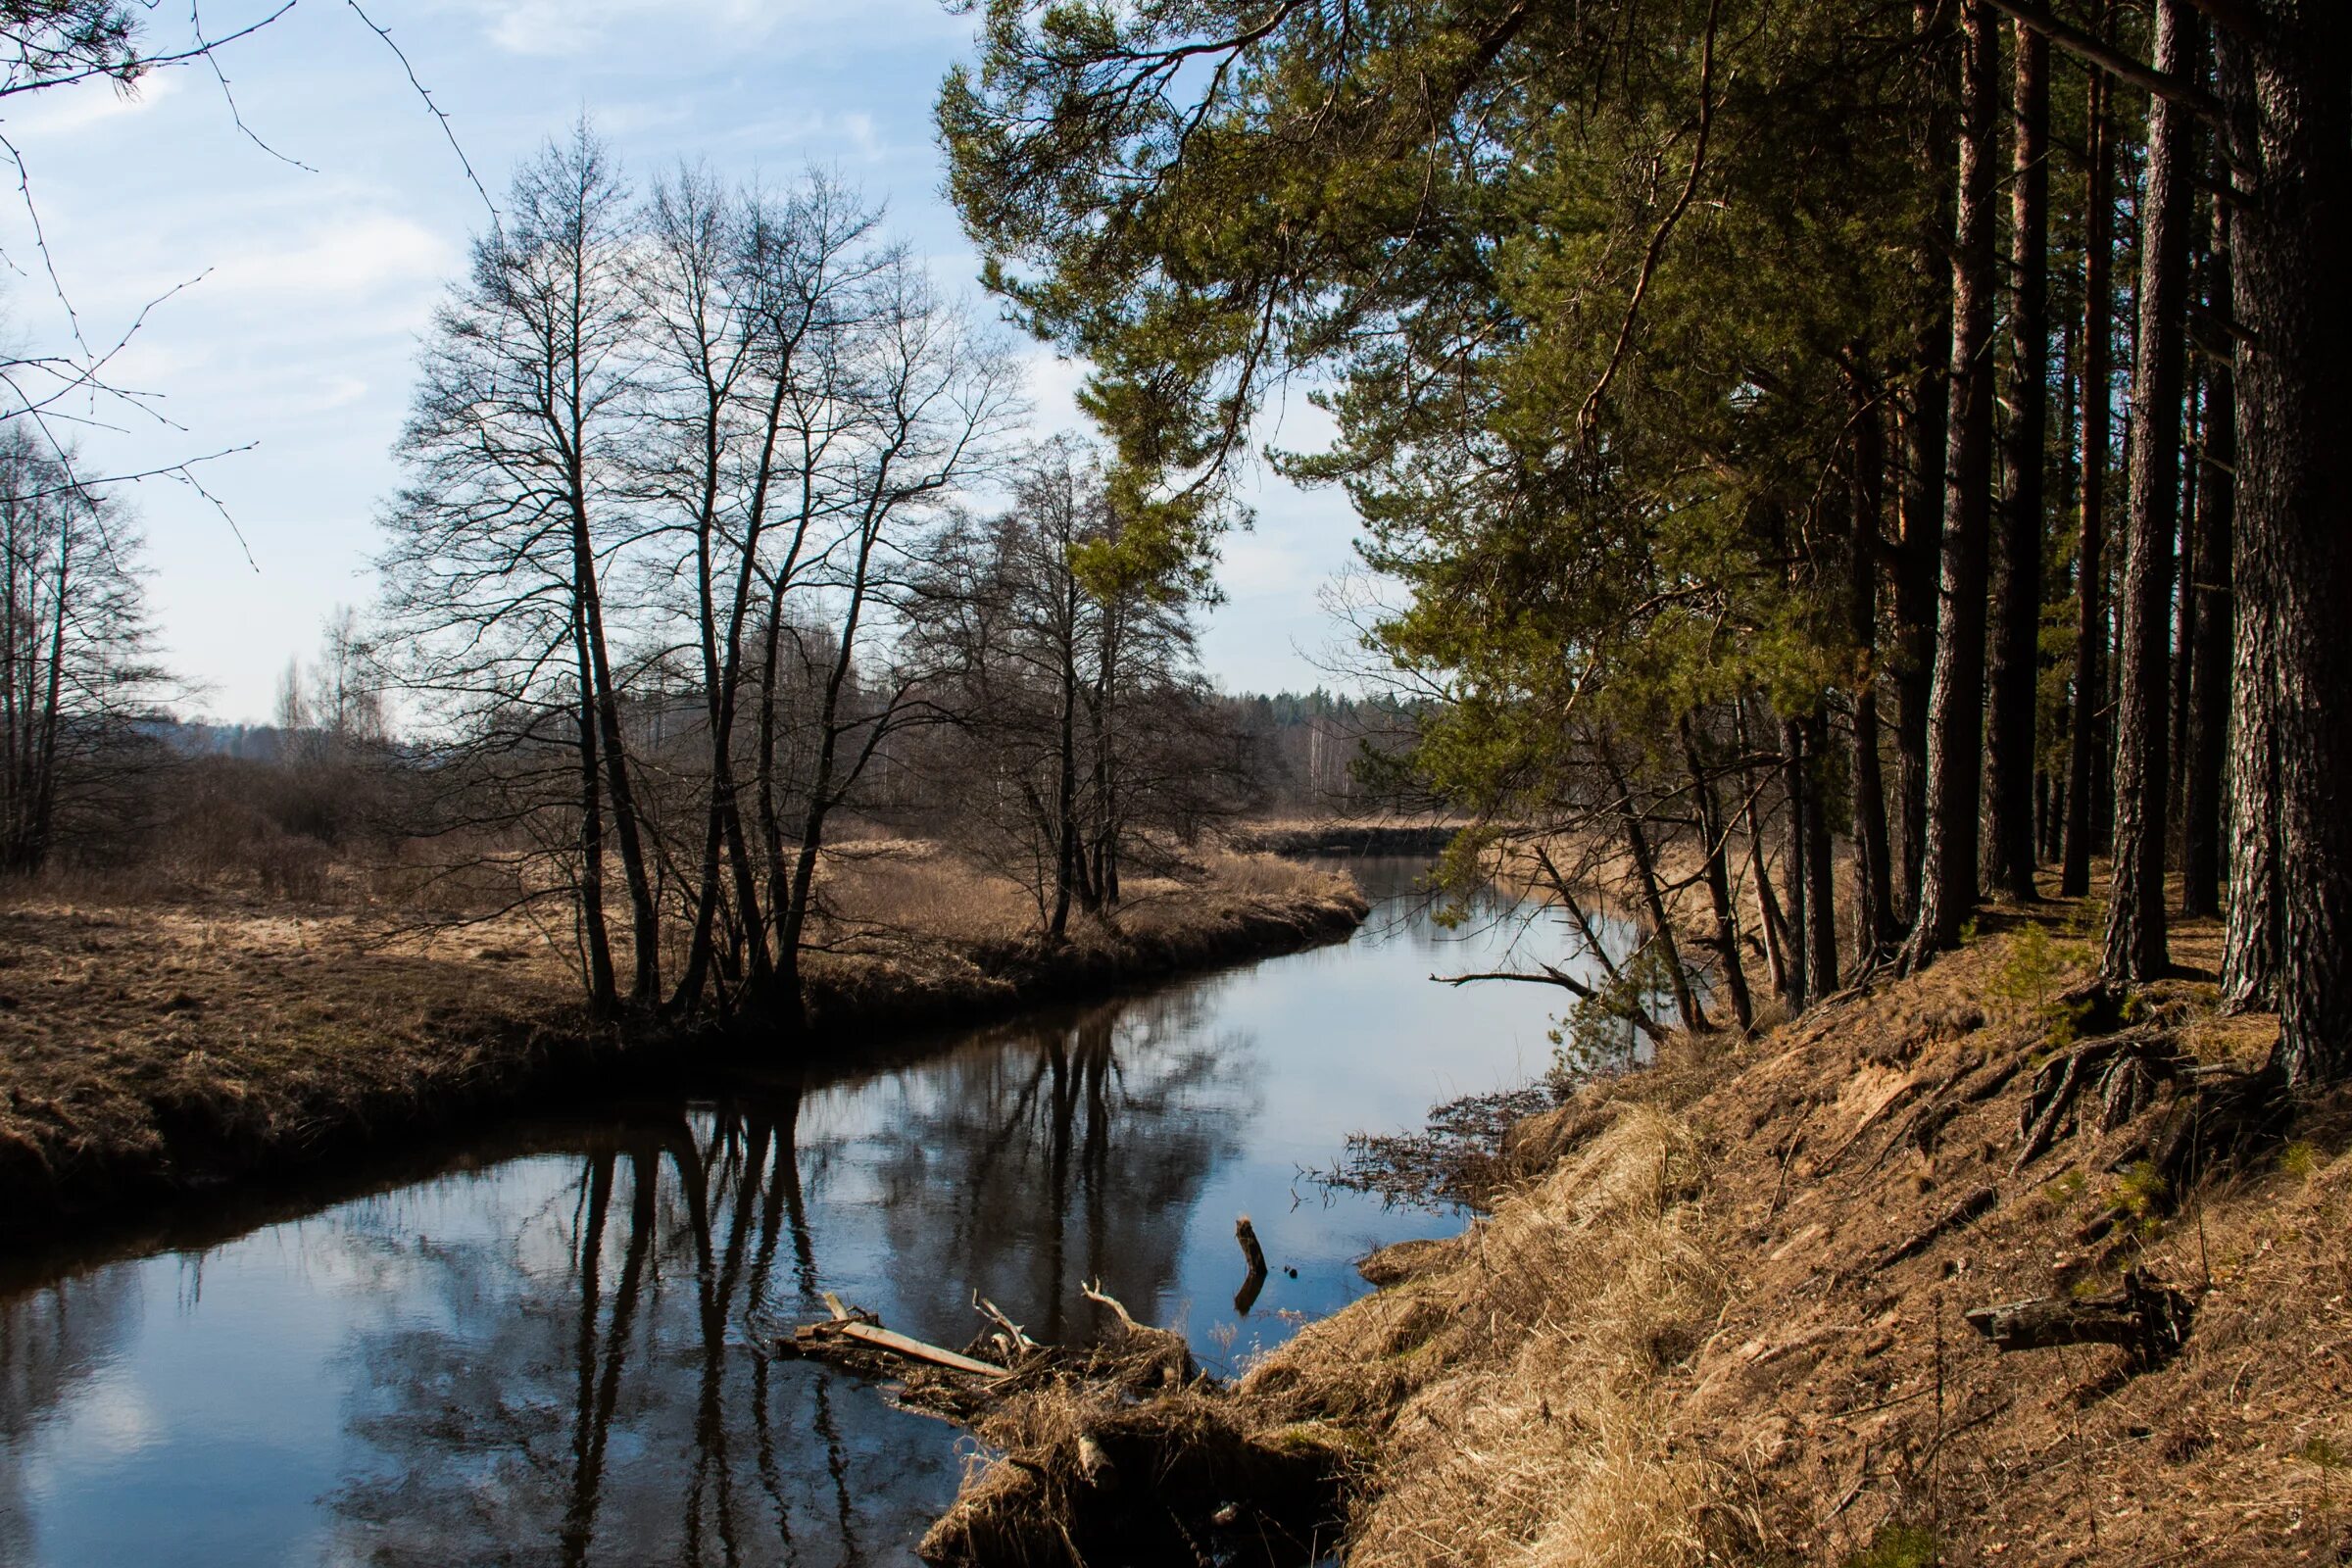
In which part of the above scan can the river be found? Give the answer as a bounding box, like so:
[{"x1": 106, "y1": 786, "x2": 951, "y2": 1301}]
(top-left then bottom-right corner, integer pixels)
[{"x1": 0, "y1": 859, "x2": 1581, "y2": 1566}]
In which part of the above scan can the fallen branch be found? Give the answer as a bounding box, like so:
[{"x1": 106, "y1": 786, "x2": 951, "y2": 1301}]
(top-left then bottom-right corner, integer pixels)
[
  {"x1": 1081, "y1": 1279, "x2": 1143, "y2": 1334},
  {"x1": 791, "y1": 1297, "x2": 1011, "y2": 1380},
  {"x1": 974, "y1": 1293, "x2": 1040, "y2": 1355}
]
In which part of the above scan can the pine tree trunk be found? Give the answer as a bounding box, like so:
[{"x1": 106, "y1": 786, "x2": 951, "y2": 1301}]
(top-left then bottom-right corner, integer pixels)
[
  {"x1": 1903, "y1": 0, "x2": 1999, "y2": 970},
  {"x1": 1896, "y1": 0, "x2": 1958, "y2": 927},
  {"x1": 2218, "y1": 0, "x2": 2352, "y2": 1083},
  {"x1": 2102, "y1": 0, "x2": 2197, "y2": 986},
  {"x1": 1603, "y1": 746, "x2": 1708, "y2": 1034},
  {"x1": 1847, "y1": 370, "x2": 1897, "y2": 960},
  {"x1": 2167, "y1": 399, "x2": 2200, "y2": 851},
  {"x1": 1740, "y1": 769, "x2": 1793, "y2": 1004},
  {"x1": 1984, "y1": 21, "x2": 2049, "y2": 904},
  {"x1": 2180, "y1": 228, "x2": 2233, "y2": 919},
  {"x1": 2219, "y1": 448, "x2": 2278, "y2": 1008},
  {"x1": 2063, "y1": 38, "x2": 2114, "y2": 900},
  {"x1": 1782, "y1": 721, "x2": 1813, "y2": 1012},
  {"x1": 1800, "y1": 712, "x2": 1841, "y2": 996},
  {"x1": 1682, "y1": 717, "x2": 1755, "y2": 1034}
]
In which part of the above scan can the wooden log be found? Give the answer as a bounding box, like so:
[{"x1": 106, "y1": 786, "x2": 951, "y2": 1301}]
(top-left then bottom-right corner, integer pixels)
[
  {"x1": 1075, "y1": 1433, "x2": 1117, "y2": 1490},
  {"x1": 831, "y1": 1321, "x2": 1010, "y2": 1379},
  {"x1": 1962, "y1": 1269, "x2": 2195, "y2": 1364},
  {"x1": 791, "y1": 1297, "x2": 1011, "y2": 1380}
]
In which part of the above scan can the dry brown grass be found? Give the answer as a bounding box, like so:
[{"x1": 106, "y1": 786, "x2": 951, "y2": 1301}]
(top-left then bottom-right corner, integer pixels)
[
  {"x1": 913, "y1": 877, "x2": 2345, "y2": 1568},
  {"x1": 0, "y1": 885, "x2": 590, "y2": 1236},
  {"x1": 0, "y1": 843, "x2": 1365, "y2": 1237},
  {"x1": 799, "y1": 843, "x2": 1366, "y2": 1034},
  {"x1": 1245, "y1": 1103, "x2": 1733, "y2": 1568}
]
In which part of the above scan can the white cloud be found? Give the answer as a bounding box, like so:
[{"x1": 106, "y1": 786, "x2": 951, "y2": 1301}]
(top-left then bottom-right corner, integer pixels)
[
  {"x1": 0, "y1": 71, "x2": 182, "y2": 141},
  {"x1": 462, "y1": 0, "x2": 790, "y2": 57},
  {"x1": 445, "y1": 0, "x2": 954, "y2": 57},
  {"x1": 201, "y1": 212, "x2": 457, "y2": 301}
]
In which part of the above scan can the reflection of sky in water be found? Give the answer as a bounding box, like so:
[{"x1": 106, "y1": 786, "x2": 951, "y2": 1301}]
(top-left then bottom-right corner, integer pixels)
[{"x1": 0, "y1": 859, "x2": 1584, "y2": 1566}]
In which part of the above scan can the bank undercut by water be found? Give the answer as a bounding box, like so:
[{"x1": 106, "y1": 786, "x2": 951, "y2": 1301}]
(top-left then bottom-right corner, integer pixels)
[{"x1": 0, "y1": 850, "x2": 1366, "y2": 1245}]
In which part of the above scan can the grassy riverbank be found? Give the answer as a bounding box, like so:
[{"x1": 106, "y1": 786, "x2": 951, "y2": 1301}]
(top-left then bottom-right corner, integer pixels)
[
  {"x1": 932, "y1": 890, "x2": 2352, "y2": 1567},
  {"x1": 1226, "y1": 816, "x2": 1465, "y2": 858},
  {"x1": 0, "y1": 846, "x2": 1364, "y2": 1243}
]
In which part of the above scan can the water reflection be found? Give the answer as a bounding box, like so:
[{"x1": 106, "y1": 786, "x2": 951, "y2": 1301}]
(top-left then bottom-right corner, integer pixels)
[
  {"x1": 0, "y1": 859, "x2": 1573, "y2": 1566},
  {"x1": 317, "y1": 996, "x2": 1249, "y2": 1566},
  {"x1": 325, "y1": 1104, "x2": 906, "y2": 1567}
]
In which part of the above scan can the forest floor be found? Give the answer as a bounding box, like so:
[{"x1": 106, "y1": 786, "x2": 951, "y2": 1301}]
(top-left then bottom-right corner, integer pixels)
[
  {"x1": 0, "y1": 843, "x2": 1363, "y2": 1243},
  {"x1": 926, "y1": 878, "x2": 2352, "y2": 1568}
]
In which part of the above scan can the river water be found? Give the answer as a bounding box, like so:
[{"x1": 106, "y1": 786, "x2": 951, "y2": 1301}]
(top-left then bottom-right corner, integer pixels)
[{"x1": 0, "y1": 859, "x2": 1580, "y2": 1567}]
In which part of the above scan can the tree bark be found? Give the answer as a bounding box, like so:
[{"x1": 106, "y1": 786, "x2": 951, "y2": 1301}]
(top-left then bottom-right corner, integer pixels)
[
  {"x1": 1846, "y1": 369, "x2": 1897, "y2": 960},
  {"x1": 1682, "y1": 716, "x2": 1755, "y2": 1033},
  {"x1": 1984, "y1": 21, "x2": 2050, "y2": 904},
  {"x1": 1602, "y1": 744, "x2": 1708, "y2": 1035},
  {"x1": 1895, "y1": 0, "x2": 1959, "y2": 927},
  {"x1": 1903, "y1": 0, "x2": 2000, "y2": 970},
  {"x1": 573, "y1": 606, "x2": 617, "y2": 1012},
  {"x1": 1782, "y1": 720, "x2": 1813, "y2": 1012},
  {"x1": 1741, "y1": 774, "x2": 1792, "y2": 1004},
  {"x1": 2103, "y1": 0, "x2": 2197, "y2": 986},
  {"x1": 1799, "y1": 713, "x2": 1840, "y2": 996},
  {"x1": 2064, "y1": 39, "x2": 2115, "y2": 898},
  {"x1": 2217, "y1": 0, "x2": 2352, "y2": 1083},
  {"x1": 2180, "y1": 225, "x2": 2233, "y2": 919}
]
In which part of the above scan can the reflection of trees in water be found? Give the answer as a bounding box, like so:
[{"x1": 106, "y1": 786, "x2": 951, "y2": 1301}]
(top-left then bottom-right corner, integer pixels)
[
  {"x1": 0, "y1": 1270, "x2": 143, "y2": 1564},
  {"x1": 325, "y1": 985, "x2": 1256, "y2": 1565},
  {"x1": 328, "y1": 1094, "x2": 943, "y2": 1568},
  {"x1": 860, "y1": 988, "x2": 1256, "y2": 1343}
]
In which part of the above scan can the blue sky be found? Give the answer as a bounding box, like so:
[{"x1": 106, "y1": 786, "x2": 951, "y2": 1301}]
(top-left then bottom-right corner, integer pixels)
[{"x1": 0, "y1": 0, "x2": 1363, "y2": 722}]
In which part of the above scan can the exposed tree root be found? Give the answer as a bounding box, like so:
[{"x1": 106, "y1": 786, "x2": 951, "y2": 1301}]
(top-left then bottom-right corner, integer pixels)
[{"x1": 2012, "y1": 1026, "x2": 2188, "y2": 1174}]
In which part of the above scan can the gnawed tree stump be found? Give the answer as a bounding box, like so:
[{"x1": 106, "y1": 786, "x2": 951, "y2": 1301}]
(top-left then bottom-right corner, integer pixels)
[{"x1": 1962, "y1": 1268, "x2": 2197, "y2": 1366}]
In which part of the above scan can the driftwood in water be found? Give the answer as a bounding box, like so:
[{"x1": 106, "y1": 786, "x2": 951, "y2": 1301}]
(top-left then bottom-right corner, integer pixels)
[
  {"x1": 782, "y1": 1286, "x2": 1197, "y2": 1418},
  {"x1": 1084, "y1": 1279, "x2": 1197, "y2": 1387},
  {"x1": 785, "y1": 1283, "x2": 1347, "y2": 1567},
  {"x1": 1962, "y1": 1268, "x2": 2197, "y2": 1366},
  {"x1": 783, "y1": 1294, "x2": 1014, "y2": 1389}
]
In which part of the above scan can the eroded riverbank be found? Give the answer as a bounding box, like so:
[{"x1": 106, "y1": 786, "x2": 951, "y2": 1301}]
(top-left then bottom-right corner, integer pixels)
[
  {"x1": 0, "y1": 858, "x2": 1567, "y2": 1566},
  {"x1": 0, "y1": 854, "x2": 1365, "y2": 1246}
]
